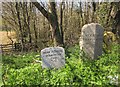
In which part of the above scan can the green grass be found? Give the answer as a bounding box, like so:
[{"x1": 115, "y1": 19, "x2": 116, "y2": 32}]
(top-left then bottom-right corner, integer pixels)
[
  {"x1": 2, "y1": 52, "x2": 40, "y2": 69},
  {"x1": 1, "y1": 44, "x2": 119, "y2": 86}
]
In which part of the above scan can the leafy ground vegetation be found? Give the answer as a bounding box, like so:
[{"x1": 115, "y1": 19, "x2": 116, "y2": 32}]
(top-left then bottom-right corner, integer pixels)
[{"x1": 1, "y1": 44, "x2": 120, "y2": 86}]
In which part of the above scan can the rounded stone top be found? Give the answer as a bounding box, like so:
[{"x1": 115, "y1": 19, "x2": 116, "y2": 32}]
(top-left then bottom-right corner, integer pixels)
[
  {"x1": 82, "y1": 23, "x2": 104, "y2": 31},
  {"x1": 81, "y1": 23, "x2": 104, "y2": 35}
]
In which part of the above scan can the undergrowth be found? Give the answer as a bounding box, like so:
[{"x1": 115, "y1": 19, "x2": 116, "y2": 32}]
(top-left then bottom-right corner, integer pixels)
[{"x1": 2, "y1": 44, "x2": 119, "y2": 86}]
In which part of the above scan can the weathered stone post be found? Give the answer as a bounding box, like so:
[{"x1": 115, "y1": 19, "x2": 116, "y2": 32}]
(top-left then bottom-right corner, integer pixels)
[{"x1": 79, "y1": 23, "x2": 104, "y2": 59}]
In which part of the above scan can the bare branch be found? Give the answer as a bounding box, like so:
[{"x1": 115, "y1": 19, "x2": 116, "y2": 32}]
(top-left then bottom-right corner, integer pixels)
[{"x1": 32, "y1": 1, "x2": 50, "y2": 20}]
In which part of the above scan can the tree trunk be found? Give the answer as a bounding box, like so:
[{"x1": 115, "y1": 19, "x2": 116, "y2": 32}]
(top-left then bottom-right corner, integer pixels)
[
  {"x1": 79, "y1": 2, "x2": 83, "y2": 26},
  {"x1": 26, "y1": 3, "x2": 32, "y2": 43},
  {"x1": 32, "y1": 1, "x2": 64, "y2": 46},
  {"x1": 105, "y1": 2, "x2": 113, "y2": 27},
  {"x1": 15, "y1": 2, "x2": 24, "y2": 52},
  {"x1": 33, "y1": 8, "x2": 38, "y2": 51},
  {"x1": 60, "y1": 1, "x2": 64, "y2": 46}
]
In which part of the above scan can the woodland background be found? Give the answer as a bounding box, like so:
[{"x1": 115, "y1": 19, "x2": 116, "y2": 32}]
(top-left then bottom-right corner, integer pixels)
[{"x1": 1, "y1": 1, "x2": 120, "y2": 52}]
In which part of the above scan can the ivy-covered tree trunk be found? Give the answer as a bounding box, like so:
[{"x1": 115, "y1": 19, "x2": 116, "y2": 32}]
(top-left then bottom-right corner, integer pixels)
[{"x1": 32, "y1": 0, "x2": 64, "y2": 46}]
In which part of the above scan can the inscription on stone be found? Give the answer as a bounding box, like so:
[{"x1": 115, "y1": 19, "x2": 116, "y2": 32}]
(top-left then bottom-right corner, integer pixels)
[
  {"x1": 80, "y1": 23, "x2": 104, "y2": 59},
  {"x1": 41, "y1": 47, "x2": 65, "y2": 68}
]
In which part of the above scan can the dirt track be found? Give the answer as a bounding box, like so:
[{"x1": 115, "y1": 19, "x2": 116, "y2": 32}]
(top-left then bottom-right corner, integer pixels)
[{"x1": 0, "y1": 31, "x2": 17, "y2": 44}]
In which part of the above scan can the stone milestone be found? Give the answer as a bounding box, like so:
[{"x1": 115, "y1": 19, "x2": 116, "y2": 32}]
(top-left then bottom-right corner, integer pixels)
[
  {"x1": 79, "y1": 23, "x2": 104, "y2": 59},
  {"x1": 41, "y1": 47, "x2": 65, "y2": 68}
]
